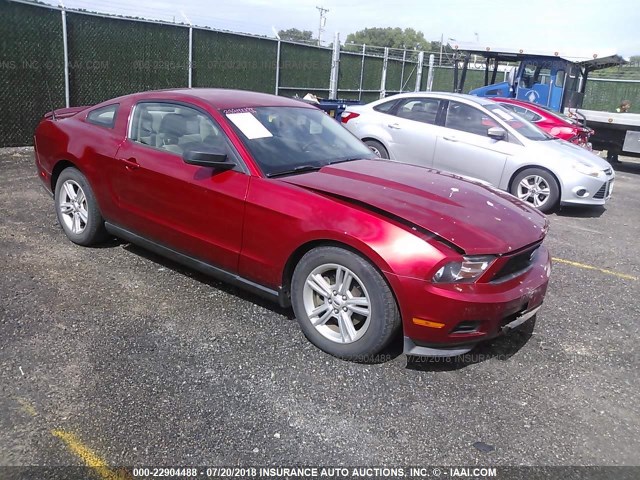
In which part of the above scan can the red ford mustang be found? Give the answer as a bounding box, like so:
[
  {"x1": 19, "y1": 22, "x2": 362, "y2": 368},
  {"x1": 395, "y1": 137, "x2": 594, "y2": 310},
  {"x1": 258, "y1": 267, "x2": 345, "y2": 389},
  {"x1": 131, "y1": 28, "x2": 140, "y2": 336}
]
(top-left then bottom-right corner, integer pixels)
[{"x1": 34, "y1": 89, "x2": 551, "y2": 361}]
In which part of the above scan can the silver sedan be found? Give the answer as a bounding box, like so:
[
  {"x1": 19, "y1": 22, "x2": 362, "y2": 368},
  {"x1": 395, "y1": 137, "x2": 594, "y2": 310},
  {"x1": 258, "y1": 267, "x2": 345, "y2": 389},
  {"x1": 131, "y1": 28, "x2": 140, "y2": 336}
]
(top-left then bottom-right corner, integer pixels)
[{"x1": 341, "y1": 92, "x2": 615, "y2": 212}]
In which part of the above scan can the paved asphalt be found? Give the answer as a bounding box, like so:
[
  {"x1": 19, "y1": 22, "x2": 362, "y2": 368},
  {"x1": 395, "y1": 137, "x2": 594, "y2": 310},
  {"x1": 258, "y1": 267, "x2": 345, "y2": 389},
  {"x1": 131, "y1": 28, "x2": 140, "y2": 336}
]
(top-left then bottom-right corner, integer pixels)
[{"x1": 1, "y1": 148, "x2": 639, "y2": 470}]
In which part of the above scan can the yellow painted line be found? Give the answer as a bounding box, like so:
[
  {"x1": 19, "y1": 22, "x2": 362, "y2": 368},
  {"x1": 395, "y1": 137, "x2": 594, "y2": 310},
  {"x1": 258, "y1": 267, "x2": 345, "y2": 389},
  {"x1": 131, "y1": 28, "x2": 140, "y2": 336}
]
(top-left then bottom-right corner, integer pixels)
[
  {"x1": 552, "y1": 257, "x2": 638, "y2": 281},
  {"x1": 52, "y1": 430, "x2": 128, "y2": 480},
  {"x1": 16, "y1": 398, "x2": 37, "y2": 417}
]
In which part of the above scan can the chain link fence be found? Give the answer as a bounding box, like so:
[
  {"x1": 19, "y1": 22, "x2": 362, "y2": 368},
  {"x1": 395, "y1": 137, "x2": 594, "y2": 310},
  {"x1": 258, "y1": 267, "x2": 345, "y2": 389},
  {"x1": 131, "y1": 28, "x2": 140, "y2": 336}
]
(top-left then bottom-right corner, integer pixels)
[
  {"x1": 1, "y1": 1, "x2": 65, "y2": 146},
  {"x1": 193, "y1": 30, "x2": 278, "y2": 93},
  {"x1": 67, "y1": 14, "x2": 190, "y2": 105},
  {"x1": 0, "y1": 0, "x2": 637, "y2": 146}
]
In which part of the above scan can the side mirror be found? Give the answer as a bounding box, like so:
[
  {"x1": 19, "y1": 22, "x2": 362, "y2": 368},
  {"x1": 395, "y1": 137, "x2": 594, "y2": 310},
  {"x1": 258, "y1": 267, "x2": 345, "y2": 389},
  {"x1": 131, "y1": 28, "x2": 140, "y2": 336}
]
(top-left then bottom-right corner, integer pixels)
[
  {"x1": 183, "y1": 148, "x2": 234, "y2": 170},
  {"x1": 487, "y1": 127, "x2": 507, "y2": 141}
]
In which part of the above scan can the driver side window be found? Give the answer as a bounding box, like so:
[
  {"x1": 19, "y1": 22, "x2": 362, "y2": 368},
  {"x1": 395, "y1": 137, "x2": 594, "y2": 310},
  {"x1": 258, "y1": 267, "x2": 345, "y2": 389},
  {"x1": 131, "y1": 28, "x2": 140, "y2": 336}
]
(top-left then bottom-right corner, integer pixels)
[
  {"x1": 129, "y1": 102, "x2": 226, "y2": 156},
  {"x1": 445, "y1": 101, "x2": 498, "y2": 137}
]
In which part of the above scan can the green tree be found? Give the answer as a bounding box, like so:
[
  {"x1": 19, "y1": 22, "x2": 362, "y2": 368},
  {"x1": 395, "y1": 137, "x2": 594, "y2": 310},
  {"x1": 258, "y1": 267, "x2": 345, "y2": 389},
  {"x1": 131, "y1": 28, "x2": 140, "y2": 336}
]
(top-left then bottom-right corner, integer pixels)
[
  {"x1": 278, "y1": 28, "x2": 315, "y2": 44},
  {"x1": 344, "y1": 27, "x2": 439, "y2": 51}
]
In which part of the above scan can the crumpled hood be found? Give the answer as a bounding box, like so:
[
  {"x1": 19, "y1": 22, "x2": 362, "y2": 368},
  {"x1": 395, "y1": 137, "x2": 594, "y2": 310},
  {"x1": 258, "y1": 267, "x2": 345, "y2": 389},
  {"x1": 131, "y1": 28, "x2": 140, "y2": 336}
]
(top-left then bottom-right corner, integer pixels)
[{"x1": 281, "y1": 160, "x2": 548, "y2": 255}]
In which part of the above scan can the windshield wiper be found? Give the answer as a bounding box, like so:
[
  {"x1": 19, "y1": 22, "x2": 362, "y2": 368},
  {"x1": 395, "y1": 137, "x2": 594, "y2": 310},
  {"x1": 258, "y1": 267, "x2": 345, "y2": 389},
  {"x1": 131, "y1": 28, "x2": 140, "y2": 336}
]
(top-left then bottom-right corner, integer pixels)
[
  {"x1": 266, "y1": 164, "x2": 323, "y2": 178},
  {"x1": 327, "y1": 156, "x2": 371, "y2": 165}
]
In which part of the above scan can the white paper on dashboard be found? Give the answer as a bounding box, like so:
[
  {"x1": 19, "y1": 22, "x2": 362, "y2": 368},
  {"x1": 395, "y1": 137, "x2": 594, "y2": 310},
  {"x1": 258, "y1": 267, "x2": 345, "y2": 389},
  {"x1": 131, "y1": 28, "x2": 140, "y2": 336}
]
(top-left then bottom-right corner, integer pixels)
[{"x1": 226, "y1": 112, "x2": 273, "y2": 139}]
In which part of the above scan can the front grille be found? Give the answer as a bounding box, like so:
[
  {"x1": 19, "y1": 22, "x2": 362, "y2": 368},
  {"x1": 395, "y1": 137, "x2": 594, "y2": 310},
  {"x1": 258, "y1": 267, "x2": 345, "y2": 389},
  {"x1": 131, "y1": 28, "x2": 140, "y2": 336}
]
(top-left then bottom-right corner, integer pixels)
[
  {"x1": 491, "y1": 245, "x2": 539, "y2": 283},
  {"x1": 593, "y1": 180, "x2": 613, "y2": 199}
]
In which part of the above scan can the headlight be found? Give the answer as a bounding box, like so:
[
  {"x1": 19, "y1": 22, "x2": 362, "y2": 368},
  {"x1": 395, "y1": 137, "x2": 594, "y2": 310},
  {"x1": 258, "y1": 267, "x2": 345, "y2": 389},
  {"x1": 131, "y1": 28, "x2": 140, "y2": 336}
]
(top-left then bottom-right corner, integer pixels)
[
  {"x1": 572, "y1": 162, "x2": 600, "y2": 177},
  {"x1": 432, "y1": 255, "x2": 496, "y2": 283}
]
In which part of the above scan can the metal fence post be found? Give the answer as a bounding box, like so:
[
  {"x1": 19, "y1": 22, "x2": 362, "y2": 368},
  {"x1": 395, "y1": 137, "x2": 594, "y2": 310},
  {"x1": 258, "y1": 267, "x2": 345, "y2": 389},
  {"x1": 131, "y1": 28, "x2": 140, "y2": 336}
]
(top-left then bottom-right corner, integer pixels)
[
  {"x1": 275, "y1": 39, "x2": 281, "y2": 95},
  {"x1": 358, "y1": 44, "x2": 366, "y2": 101},
  {"x1": 329, "y1": 32, "x2": 340, "y2": 99},
  {"x1": 426, "y1": 53, "x2": 435, "y2": 91},
  {"x1": 415, "y1": 51, "x2": 424, "y2": 91},
  {"x1": 179, "y1": 12, "x2": 193, "y2": 88},
  {"x1": 400, "y1": 49, "x2": 406, "y2": 93},
  {"x1": 60, "y1": 2, "x2": 70, "y2": 107},
  {"x1": 187, "y1": 26, "x2": 193, "y2": 87},
  {"x1": 379, "y1": 47, "x2": 388, "y2": 99}
]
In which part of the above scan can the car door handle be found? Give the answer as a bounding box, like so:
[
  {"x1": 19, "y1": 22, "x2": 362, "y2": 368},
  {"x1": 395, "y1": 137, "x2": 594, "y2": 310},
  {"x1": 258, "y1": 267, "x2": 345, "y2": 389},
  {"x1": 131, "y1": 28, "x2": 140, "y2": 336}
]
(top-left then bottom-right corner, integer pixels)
[
  {"x1": 118, "y1": 157, "x2": 140, "y2": 170},
  {"x1": 443, "y1": 136, "x2": 458, "y2": 142},
  {"x1": 387, "y1": 123, "x2": 401, "y2": 129}
]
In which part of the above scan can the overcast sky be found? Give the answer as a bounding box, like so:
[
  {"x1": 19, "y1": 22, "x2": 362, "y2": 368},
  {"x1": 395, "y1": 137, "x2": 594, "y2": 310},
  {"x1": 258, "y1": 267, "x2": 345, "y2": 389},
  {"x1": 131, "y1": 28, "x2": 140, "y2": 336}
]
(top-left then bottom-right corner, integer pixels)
[{"x1": 41, "y1": 0, "x2": 639, "y2": 56}]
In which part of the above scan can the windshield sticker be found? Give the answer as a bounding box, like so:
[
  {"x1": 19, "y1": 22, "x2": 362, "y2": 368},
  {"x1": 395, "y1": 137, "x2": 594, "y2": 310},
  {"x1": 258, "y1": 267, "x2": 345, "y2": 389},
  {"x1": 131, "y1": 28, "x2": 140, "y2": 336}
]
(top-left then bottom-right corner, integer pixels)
[
  {"x1": 226, "y1": 112, "x2": 273, "y2": 139},
  {"x1": 309, "y1": 121, "x2": 323, "y2": 135},
  {"x1": 493, "y1": 109, "x2": 515, "y2": 121},
  {"x1": 223, "y1": 107, "x2": 256, "y2": 114}
]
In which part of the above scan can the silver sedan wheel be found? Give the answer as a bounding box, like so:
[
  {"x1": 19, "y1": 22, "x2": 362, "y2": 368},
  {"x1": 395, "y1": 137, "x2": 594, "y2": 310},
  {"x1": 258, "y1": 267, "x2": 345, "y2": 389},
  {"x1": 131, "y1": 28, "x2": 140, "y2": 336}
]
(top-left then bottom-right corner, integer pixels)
[
  {"x1": 368, "y1": 145, "x2": 383, "y2": 157},
  {"x1": 302, "y1": 263, "x2": 371, "y2": 344},
  {"x1": 516, "y1": 175, "x2": 551, "y2": 208},
  {"x1": 58, "y1": 180, "x2": 88, "y2": 234}
]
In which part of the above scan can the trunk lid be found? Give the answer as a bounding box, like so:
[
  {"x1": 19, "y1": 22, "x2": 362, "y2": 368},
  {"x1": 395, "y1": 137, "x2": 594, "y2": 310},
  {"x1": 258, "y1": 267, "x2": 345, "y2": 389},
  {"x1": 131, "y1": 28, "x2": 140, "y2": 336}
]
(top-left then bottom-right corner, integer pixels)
[{"x1": 44, "y1": 106, "x2": 89, "y2": 120}]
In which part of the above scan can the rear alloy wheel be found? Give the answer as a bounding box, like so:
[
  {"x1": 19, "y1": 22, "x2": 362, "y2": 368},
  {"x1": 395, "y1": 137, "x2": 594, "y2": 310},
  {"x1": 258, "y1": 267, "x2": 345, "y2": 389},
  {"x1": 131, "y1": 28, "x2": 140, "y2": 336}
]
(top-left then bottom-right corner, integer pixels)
[
  {"x1": 511, "y1": 168, "x2": 560, "y2": 213},
  {"x1": 55, "y1": 167, "x2": 107, "y2": 246},
  {"x1": 291, "y1": 246, "x2": 400, "y2": 361},
  {"x1": 364, "y1": 139, "x2": 389, "y2": 159}
]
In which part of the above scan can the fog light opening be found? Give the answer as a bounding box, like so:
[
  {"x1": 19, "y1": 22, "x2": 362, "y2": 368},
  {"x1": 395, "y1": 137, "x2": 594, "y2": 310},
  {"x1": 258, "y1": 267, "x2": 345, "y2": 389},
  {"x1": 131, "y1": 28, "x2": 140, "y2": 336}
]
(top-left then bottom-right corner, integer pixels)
[
  {"x1": 572, "y1": 186, "x2": 589, "y2": 198},
  {"x1": 451, "y1": 321, "x2": 480, "y2": 334}
]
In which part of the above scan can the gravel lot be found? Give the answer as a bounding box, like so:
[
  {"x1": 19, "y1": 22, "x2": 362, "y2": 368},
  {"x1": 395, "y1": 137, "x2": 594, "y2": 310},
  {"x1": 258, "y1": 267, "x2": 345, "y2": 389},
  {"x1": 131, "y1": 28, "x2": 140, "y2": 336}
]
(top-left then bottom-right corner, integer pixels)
[{"x1": 1, "y1": 147, "x2": 639, "y2": 469}]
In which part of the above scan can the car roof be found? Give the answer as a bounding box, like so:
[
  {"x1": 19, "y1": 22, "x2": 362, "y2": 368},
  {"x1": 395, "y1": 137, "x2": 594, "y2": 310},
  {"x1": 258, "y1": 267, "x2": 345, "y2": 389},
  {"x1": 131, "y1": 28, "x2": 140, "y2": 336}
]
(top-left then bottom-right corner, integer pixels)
[
  {"x1": 492, "y1": 97, "x2": 570, "y2": 120},
  {"x1": 96, "y1": 88, "x2": 316, "y2": 111},
  {"x1": 493, "y1": 97, "x2": 546, "y2": 110},
  {"x1": 375, "y1": 91, "x2": 496, "y2": 107}
]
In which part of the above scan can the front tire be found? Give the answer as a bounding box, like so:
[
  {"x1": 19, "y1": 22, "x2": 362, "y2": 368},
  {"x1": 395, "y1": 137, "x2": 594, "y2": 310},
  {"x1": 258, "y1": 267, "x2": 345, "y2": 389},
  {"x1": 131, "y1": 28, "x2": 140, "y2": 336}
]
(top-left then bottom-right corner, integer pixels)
[
  {"x1": 291, "y1": 246, "x2": 400, "y2": 361},
  {"x1": 510, "y1": 168, "x2": 560, "y2": 213},
  {"x1": 606, "y1": 149, "x2": 620, "y2": 163},
  {"x1": 364, "y1": 139, "x2": 389, "y2": 159},
  {"x1": 54, "y1": 167, "x2": 107, "y2": 246}
]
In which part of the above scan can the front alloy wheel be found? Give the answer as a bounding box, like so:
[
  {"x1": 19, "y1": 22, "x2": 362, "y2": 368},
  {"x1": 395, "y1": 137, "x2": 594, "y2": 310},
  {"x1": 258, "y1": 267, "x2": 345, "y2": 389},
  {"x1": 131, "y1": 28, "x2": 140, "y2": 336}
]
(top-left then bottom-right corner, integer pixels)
[
  {"x1": 303, "y1": 263, "x2": 371, "y2": 344},
  {"x1": 511, "y1": 168, "x2": 560, "y2": 213},
  {"x1": 291, "y1": 246, "x2": 400, "y2": 361}
]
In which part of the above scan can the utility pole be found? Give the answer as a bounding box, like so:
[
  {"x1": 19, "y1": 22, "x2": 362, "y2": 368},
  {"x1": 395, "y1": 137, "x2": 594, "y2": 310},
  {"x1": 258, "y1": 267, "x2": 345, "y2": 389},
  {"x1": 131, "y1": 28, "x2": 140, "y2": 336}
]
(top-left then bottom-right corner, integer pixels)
[{"x1": 316, "y1": 6, "x2": 329, "y2": 46}]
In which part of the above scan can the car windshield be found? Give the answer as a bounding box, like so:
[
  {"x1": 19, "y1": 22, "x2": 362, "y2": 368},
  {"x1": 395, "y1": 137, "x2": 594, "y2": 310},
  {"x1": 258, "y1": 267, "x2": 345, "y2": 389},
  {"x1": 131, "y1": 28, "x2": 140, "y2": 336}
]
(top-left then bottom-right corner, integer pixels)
[
  {"x1": 224, "y1": 106, "x2": 375, "y2": 177},
  {"x1": 485, "y1": 104, "x2": 554, "y2": 141}
]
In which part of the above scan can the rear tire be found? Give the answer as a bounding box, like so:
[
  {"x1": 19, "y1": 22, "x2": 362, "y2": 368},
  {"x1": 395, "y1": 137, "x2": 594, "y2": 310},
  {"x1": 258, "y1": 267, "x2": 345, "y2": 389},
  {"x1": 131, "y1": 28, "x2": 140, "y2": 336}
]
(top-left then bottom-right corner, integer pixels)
[
  {"x1": 54, "y1": 167, "x2": 108, "y2": 246},
  {"x1": 510, "y1": 168, "x2": 560, "y2": 213},
  {"x1": 364, "y1": 139, "x2": 389, "y2": 159},
  {"x1": 291, "y1": 246, "x2": 400, "y2": 361}
]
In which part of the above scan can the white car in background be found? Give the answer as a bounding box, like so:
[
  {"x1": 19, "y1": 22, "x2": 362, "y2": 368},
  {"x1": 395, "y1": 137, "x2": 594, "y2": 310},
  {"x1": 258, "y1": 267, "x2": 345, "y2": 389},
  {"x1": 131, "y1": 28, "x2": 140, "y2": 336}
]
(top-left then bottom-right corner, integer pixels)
[{"x1": 341, "y1": 92, "x2": 615, "y2": 213}]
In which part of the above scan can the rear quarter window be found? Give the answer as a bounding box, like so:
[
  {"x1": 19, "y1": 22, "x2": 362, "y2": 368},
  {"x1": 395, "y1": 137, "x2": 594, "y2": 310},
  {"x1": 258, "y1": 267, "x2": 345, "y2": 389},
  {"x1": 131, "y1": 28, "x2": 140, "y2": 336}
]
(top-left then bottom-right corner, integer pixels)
[
  {"x1": 373, "y1": 100, "x2": 398, "y2": 113},
  {"x1": 86, "y1": 104, "x2": 119, "y2": 128}
]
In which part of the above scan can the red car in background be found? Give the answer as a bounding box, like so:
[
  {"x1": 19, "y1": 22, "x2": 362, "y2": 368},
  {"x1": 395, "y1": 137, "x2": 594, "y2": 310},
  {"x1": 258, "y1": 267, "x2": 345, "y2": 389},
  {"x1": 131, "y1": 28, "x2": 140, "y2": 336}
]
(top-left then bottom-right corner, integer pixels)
[
  {"x1": 493, "y1": 97, "x2": 594, "y2": 149},
  {"x1": 34, "y1": 89, "x2": 551, "y2": 361}
]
